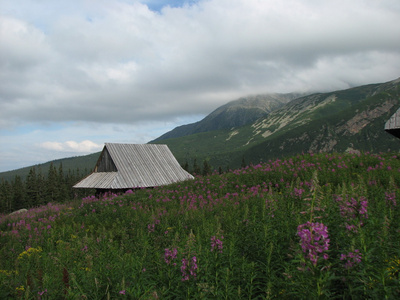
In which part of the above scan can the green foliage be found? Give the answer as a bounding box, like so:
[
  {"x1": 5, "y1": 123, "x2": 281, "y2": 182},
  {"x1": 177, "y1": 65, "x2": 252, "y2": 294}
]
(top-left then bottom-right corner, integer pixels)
[
  {"x1": 1, "y1": 152, "x2": 399, "y2": 298},
  {"x1": 0, "y1": 165, "x2": 92, "y2": 214}
]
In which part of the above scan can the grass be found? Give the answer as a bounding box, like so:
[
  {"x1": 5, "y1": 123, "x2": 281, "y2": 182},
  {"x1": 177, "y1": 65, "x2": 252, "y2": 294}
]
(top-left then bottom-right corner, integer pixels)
[{"x1": 0, "y1": 152, "x2": 399, "y2": 299}]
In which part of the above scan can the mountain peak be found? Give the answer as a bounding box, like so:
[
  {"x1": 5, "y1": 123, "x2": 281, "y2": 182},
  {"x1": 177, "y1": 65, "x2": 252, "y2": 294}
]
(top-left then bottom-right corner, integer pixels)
[{"x1": 152, "y1": 93, "x2": 301, "y2": 142}]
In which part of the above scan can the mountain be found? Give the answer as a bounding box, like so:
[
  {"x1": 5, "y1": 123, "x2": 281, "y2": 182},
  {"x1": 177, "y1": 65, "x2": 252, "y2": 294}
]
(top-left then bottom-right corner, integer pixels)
[
  {"x1": 153, "y1": 77, "x2": 400, "y2": 169},
  {"x1": 152, "y1": 93, "x2": 300, "y2": 141},
  {"x1": 1, "y1": 77, "x2": 399, "y2": 181}
]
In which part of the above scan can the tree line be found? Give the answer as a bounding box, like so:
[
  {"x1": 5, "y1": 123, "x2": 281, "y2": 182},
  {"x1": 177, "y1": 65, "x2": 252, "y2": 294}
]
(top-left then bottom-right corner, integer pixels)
[{"x1": 0, "y1": 163, "x2": 92, "y2": 214}]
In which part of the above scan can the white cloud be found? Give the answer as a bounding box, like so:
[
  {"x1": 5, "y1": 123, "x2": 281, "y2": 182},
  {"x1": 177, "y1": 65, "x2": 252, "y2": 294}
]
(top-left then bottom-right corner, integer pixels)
[
  {"x1": 40, "y1": 140, "x2": 103, "y2": 152},
  {"x1": 0, "y1": 0, "x2": 400, "y2": 171}
]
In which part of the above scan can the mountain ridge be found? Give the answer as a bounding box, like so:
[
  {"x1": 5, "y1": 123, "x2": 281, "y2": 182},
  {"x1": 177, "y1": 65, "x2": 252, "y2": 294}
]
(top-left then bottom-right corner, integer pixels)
[
  {"x1": 152, "y1": 93, "x2": 302, "y2": 141},
  {"x1": 152, "y1": 77, "x2": 400, "y2": 169},
  {"x1": 1, "y1": 77, "x2": 399, "y2": 181}
]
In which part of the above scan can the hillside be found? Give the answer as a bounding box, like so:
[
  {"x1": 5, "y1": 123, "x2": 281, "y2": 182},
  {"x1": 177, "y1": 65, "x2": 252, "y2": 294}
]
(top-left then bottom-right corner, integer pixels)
[
  {"x1": 152, "y1": 93, "x2": 299, "y2": 141},
  {"x1": 154, "y1": 78, "x2": 400, "y2": 169}
]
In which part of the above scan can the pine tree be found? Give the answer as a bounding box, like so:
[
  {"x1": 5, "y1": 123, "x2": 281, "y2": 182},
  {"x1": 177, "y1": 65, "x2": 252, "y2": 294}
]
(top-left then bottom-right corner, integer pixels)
[
  {"x1": 202, "y1": 160, "x2": 212, "y2": 176},
  {"x1": 26, "y1": 166, "x2": 38, "y2": 208},
  {"x1": 193, "y1": 159, "x2": 201, "y2": 175},
  {"x1": 241, "y1": 156, "x2": 246, "y2": 168},
  {"x1": 12, "y1": 175, "x2": 25, "y2": 210},
  {"x1": 0, "y1": 180, "x2": 13, "y2": 213},
  {"x1": 36, "y1": 166, "x2": 46, "y2": 205},
  {"x1": 182, "y1": 160, "x2": 189, "y2": 172},
  {"x1": 46, "y1": 163, "x2": 58, "y2": 203},
  {"x1": 58, "y1": 163, "x2": 69, "y2": 202}
]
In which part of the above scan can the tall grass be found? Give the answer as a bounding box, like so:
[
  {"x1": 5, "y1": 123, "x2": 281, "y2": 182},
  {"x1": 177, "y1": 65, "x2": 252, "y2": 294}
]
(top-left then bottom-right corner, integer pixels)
[{"x1": 0, "y1": 152, "x2": 399, "y2": 299}]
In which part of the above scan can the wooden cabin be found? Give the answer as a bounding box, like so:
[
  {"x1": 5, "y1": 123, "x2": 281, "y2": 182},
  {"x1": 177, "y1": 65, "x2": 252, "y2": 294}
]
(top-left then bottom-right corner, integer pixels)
[
  {"x1": 385, "y1": 108, "x2": 400, "y2": 138},
  {"x1": 73, "y1": 143, "x2": 194, "y2": 194}
]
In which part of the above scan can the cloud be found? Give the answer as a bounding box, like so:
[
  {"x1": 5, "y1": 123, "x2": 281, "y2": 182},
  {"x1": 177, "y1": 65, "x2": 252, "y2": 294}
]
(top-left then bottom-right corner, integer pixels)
[
  {"x1": 40, "y1": 140, "x2": 103, "y2": 152},
  {"x1": 0, "y1": 0, "x2": 400, "y2": 171},
  {"x1": 1, "y1": 0, "x2": 399, "y2": 128}
]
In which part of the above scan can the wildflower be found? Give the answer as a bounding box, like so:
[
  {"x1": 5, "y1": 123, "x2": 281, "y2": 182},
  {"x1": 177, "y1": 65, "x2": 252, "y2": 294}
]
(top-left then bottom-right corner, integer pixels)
[
  {"x1": 297, "y1": 221, "x2": 330, "y2": 266},
  {"x1": 181, "y1": 258, "x2": 189, "y2": 281},
  {"x1": 164, "y1": 248, "x2": 178, "y2": 265},
  {"x1": 181, "y1": 256, "x2": 198, "y2": 281},
  {"x1": 147, "y1": 223, "x2": 155, "y2": 233},
  {"x1": 16, "y1": 286, "x2": 25, "y2": 292},
  {"x1": 38, "y1": 289, "x2": 47, "y2": 296},
  {"x1": 340, "y1": 250, "x2": 362, "y2": 269},
  {"x1": 293, "y1": 187, "x2": 305, "y2": 198},
  {"x1": 18, "y1": 247, "x2": 42, "y2": 260},
  {"x1": 335, "y1": 194, "x2": 369, "y2": 230},
  {"x1": 386, "y1": 257, "x2": 400, "y2": 280},
  {"x1": 211, "y1": 235, "x2": 224, "y2": 253},
  {"x1": 119, "y1": 290, "x2": 126, "y2": 295},
  {"x1": 0, "y1": 269, "x2": 17, "y2": 276},
  {"x1": 385, "y1": 192, "x2": 397, "y2": 207}
]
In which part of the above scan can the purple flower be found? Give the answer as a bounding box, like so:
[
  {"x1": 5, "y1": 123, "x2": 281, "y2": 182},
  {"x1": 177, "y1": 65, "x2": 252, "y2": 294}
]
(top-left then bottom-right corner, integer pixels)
[
  {"x1": 340, "y1": 250, "x2": 362, "y2": 269},
  {"x1": 211, "y1": 235, "x2": 224, "y2": 253},
  {"x1": 297, "y1": 221, "x2": 330, "y2": 266},
  {"x1": 119, "y1": 290, "x2": 126, "y2": 295},
  {"x1": 164, "y1": 248, "x2": 178, "y2": 265},
  {"x1": 181, "y1": 256, "x2": 198, "y2": 281},
  {"x1": 385, "y1": 192, "x2": 397, "y2": 207},
  {"x1": 181, "y1": 258, "x2": 189, "y2": 281},
  {"x1": 335, "y1": 195, "x2": 369, "y2": 230}
]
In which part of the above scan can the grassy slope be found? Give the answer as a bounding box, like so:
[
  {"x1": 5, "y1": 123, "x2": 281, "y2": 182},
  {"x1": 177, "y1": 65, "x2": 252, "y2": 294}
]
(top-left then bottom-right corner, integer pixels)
[{"x1": 0, "y1": 152, "x2": 399, "y2": 298}]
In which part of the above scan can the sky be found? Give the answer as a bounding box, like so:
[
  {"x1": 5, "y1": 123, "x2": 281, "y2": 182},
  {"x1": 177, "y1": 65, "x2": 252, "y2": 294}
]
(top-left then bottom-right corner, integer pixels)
[{"x1": 1, "y1": 0, "x2": 400, "y2": 172}]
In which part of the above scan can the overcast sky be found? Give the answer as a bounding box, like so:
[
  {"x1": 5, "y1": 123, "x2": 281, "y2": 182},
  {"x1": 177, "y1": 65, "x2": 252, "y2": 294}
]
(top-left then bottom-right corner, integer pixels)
[{"x1": 1, "y1": 0, "x2": 400, "y2": 172}]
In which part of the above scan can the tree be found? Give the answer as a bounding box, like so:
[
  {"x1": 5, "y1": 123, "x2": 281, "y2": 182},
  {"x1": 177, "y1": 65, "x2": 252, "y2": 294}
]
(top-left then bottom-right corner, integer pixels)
[
  {"x1": 0, "y1": 180, "x2": 13, "y2": 213},
  {"x1": 26, "y1": 166, "x2": 38, "y2": 207},
  {"x1": 46, "y1": 163, "x2": 59, "y2": 203},
  {"x1": 182, "y1": 160, "x2": 189, "y2": 172},
  {"x1": 218, "y1": 166, "x2": 223, "y2": 175},
  {"x1": 12, "y1": 175, "x2": 25, "y2": 210},
  {"x1": 193, "y1": 159, "x2": 201, "y2": 175},
  {"x1": 202, "y1": 160, "x2": 212, "y2": 176},
  {"x1": 241, "y1": 156, "x2": 246, "y2": 168},
  {"x1": 58, "y1": 163, "x2": 69, "y2": 202}
]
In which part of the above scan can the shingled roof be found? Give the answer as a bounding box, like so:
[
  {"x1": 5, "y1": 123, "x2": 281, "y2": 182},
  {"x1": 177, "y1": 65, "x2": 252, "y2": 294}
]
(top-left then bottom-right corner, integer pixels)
[
  {"x1": 73, "y1": 143, "x2": 194, "y2": 190},
  {"x1": 385, "y1": 107, "x2": 400, "y2": 138}
]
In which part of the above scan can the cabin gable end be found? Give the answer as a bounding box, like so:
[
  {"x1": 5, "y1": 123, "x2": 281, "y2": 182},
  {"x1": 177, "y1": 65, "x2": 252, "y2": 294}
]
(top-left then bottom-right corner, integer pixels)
[{"x1": 95, "y1": 147, "x2": 117, "y2": 172}]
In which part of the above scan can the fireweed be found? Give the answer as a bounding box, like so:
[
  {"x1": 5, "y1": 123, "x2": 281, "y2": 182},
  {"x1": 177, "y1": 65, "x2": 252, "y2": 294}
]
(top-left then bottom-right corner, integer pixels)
[
  {"x1": 334, "y1": 194, "x2": 368, "y2": 232},
  {"x1": 385, "y1": 192, "x2": 397, "y2": 208},
  {"x1": 164, "y1": 248, "x2": 178, "y2": 266},
  {"x1": 297, "y1": 221, "x2": 330, "y2": 266},
  {"x1": 210, "y1": 235, "x2": 224, "y2": 253},
  {"x1": 181, "y1": 256, "x2": 197, "y2": 281},
  {"x1": 180, "y1": 231, "x2": 197, "y2": 281},
  {"x1": 340, "y1": 250, "x2": 362, "y2": 269}
]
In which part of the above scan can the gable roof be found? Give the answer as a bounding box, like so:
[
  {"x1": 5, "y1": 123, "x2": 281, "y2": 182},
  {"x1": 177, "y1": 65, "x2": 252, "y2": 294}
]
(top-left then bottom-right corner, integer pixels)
[
  {"x1": 73, "y1": 143, "x2": 194, "y2": 189},
  {"x1": 385, "y1": 107, "x2": 400, "y2": 138}
]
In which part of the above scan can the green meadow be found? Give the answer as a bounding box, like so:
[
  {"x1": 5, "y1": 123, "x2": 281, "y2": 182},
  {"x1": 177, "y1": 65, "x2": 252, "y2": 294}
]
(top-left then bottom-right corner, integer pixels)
[{"x1": 1, "y1": 152, "x2": 399, "y2": 299}]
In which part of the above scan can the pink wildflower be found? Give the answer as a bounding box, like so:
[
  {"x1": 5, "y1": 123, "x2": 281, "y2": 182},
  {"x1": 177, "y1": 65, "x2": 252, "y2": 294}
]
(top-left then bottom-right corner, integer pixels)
[{"x1": 297, "y1": 221, "x2": 330, "y2": 266}]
